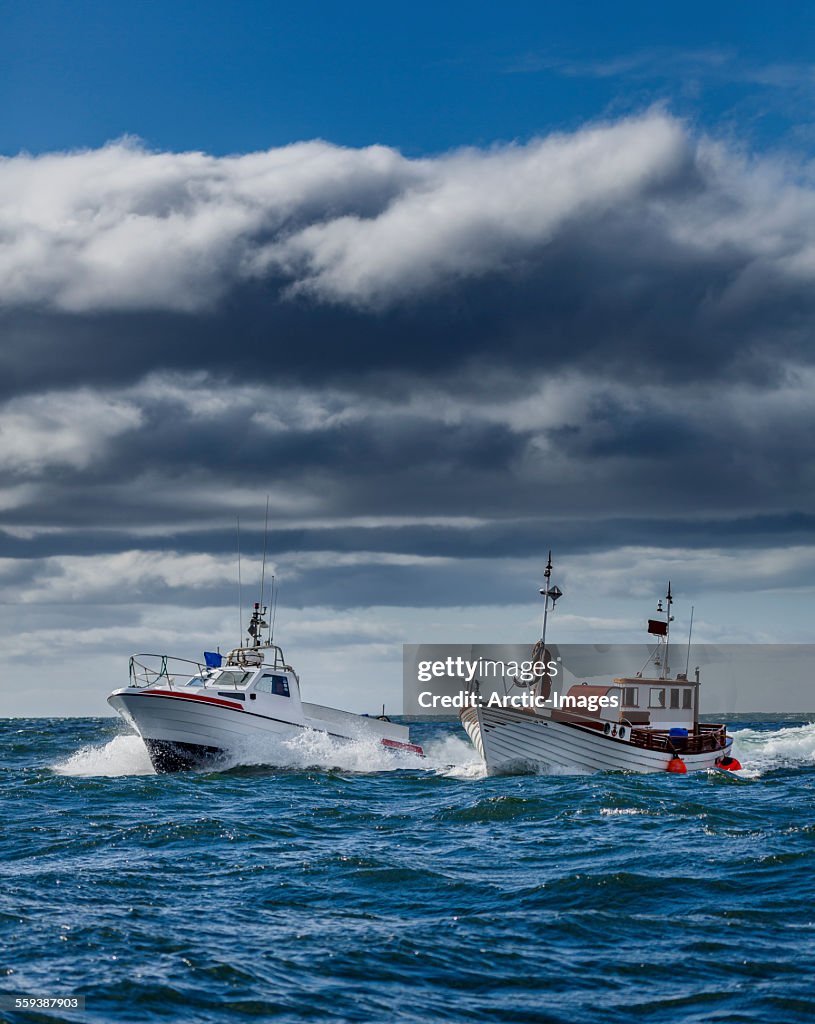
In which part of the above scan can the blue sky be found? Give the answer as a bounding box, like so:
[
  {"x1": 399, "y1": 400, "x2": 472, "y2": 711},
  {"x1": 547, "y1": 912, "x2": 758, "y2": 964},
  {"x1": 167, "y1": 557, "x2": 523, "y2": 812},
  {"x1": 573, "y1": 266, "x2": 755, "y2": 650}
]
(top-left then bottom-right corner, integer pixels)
[{"x1": 2, "y1": 0, "x2": 814, "y2": 155}]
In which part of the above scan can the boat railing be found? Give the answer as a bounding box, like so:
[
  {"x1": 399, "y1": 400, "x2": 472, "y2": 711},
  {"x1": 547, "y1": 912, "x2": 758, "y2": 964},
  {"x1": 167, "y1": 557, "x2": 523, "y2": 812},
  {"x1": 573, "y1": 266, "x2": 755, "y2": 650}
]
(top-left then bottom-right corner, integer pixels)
[
  {"x1": 630, "y1": 723, "x2": 727, "y2": 754},
  {"x1": 128, "y1": 654, "x2": 209, "y2": 690},
  {"x1": 225, "y1": 644, "x2": 289, "y2": 671}
]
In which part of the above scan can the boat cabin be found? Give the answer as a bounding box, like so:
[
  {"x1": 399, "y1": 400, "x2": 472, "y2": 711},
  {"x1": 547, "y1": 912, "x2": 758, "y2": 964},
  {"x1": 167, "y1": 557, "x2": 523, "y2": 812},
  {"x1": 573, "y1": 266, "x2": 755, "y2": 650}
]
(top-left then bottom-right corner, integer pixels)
[
  {"x1": 613, "y1": 675, "x2": 699, "y2": 731},
  {"x1": 128, "y1": 642, "x2": 305, "y2": 718},
  {"x1": 550, "y1": 675, "x2": 699, "y2": 734}
]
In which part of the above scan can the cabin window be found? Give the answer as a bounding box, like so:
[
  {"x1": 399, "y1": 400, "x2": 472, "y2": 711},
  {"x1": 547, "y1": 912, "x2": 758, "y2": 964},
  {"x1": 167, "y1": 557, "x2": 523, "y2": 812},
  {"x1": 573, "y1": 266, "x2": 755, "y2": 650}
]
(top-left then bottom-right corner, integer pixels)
[
  {"x1": 216, "y1": 670, "x2": 251, "y2": 688},
  {"x1": 649, "y1": 687, "x2": 666, "y2": 708},
  {"x1": 257, "y1": 673, "x2": 290, "y2": 697},
  {"x1": 622, "y1": 687, "x2": 639, "y2": 707},
  {"x1": 683, "y1": 689, "x2": 693, "y2": 710},
  {"x1": 670, "y1": 688, "x2": 680, "y2": 709}
]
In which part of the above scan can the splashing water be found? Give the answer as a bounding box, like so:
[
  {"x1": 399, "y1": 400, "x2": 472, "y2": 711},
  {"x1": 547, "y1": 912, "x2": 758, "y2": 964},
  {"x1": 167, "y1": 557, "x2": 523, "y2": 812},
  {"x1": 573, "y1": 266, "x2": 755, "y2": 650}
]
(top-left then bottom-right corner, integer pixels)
[
  {"x1": 223, "y1": 727, "x2": 429, "y2": 774},
  {"x1": 730, "y1": 719, "x2": 815, "y2": 774},
  {"x1": 51, "y1": 718, "x2": 815, "y2": 780},
  {"x1": 53, "y1": 733, "x2": 156, "y2": 776},
  {"x1": 50, "y1": 725, "x2": 481, "y2": 778}
]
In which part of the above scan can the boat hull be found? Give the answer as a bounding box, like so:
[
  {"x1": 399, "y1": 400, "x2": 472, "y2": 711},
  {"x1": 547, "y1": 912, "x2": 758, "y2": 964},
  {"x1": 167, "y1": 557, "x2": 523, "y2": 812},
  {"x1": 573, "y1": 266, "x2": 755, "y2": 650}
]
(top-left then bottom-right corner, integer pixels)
[
  {"x1": 108, "y1": 688, "x2": 419, "y2": 773},
  {"x1": 143, "y1": 739, "x2": 225, "y2": 772},
  {"x1": 461, "y1": 705, "x2": 732, "y2": 775}
]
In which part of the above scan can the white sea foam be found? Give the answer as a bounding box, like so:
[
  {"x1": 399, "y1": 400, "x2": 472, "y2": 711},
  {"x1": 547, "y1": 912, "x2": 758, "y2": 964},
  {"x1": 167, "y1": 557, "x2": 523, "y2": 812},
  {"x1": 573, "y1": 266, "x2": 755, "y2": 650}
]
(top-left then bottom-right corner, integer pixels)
[
  {"x1": 53, "y1": 734, "x2": 156, "y2": 777},
  {"x1": 58, "y1": 720, "x2": 815, "y2": 781},
  {"x1": 223, "y1": 727, "x2": 429, "y2": 774},
  {"x1": 729, "y1": 720, "x2": 815, "y2": 775},
  {"x1": 422, "y1": 734, "x2": 486, "y2": 779},
  {"x1": 52, "y1": 725, "x2": 485, "y2": 778}
]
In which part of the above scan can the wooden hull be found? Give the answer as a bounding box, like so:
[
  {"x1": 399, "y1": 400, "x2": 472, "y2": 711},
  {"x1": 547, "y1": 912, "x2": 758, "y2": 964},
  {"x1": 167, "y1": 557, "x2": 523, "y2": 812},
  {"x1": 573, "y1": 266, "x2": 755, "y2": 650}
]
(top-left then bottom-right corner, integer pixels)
[{"x1": 461, "y1": 704, "x2": 731, "y2": 775}]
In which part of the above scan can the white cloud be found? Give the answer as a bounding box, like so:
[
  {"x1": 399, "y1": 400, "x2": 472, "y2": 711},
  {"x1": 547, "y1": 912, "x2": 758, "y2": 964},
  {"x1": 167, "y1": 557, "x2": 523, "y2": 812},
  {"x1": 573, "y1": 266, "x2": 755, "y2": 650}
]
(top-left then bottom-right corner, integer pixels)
[
  {"x1": 2, "y1": 112, "x2": 815, "y2": 314},
  {"x1": 0, "y1": 390, "x2": 142, "y2": 472}
]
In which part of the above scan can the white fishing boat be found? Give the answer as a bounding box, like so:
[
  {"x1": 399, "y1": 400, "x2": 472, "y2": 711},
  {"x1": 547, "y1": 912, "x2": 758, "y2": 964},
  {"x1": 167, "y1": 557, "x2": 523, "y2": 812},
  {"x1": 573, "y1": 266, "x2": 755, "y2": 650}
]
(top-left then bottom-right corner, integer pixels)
[
  {"x1": 108, "y1": 601, "x2": 423, "y2": 772},
  {"x1": 460, "y1": 554, "x2": 737, "y2": 775}
]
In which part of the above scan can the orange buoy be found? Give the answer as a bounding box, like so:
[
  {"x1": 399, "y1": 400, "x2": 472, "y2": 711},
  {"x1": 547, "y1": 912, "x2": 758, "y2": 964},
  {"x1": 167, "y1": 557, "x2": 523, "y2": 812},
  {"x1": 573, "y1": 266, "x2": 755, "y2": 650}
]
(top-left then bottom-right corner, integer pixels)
[
  {"x1": 666, "y1": 755, "x2": 687, "y2": 774},
  {"x1": 716, "y1": 755, "x2": 742, "y2": 771}
]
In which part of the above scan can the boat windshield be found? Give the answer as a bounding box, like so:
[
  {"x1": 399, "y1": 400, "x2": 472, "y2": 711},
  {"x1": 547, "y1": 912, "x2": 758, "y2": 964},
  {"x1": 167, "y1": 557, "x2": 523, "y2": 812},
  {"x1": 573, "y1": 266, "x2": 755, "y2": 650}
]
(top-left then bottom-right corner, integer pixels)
[
  {"x1": 184, "y1": 675, "x2": 208, "y2": 687},
  {"x1": 211, "y1": 669, "x2": 254, "y2": 689}
]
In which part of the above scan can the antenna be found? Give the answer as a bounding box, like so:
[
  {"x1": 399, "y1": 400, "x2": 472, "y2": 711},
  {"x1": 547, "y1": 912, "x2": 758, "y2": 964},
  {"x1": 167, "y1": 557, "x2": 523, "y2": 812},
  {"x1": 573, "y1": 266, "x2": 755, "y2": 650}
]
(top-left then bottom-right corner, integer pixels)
[
  {"x1": 685, "y1": 605, "x2": 694, "y2": 677},
  {"x1": 237, "y1": 516, "x2": 243, "y2": 643},
  {"x1": 540, "y1": 550, "x2": 552, "y2": 645},
  {"x1": 662, "y1": 580, "x2": 674, "y2": 680},
  {"x1": 259, "y1": 495, "x2": 270, "y2": 612},
  {"x1": 270, "y1": 581, "x2": 279, "y2": 644}
]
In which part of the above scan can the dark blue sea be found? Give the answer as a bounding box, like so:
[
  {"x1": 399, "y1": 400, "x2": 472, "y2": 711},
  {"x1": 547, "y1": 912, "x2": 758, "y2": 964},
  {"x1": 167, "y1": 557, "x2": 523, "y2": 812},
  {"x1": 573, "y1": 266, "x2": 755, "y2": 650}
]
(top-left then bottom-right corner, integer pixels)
[{"x1": 1, "y1": 715, "x2": 814, "y2": 1024}]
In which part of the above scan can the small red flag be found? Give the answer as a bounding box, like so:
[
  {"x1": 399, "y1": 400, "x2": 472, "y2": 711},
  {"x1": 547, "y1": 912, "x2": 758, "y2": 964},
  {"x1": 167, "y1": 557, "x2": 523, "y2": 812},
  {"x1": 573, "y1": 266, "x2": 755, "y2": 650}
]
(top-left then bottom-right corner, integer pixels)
[{"x1": 648, "y1": 619, "x2": 668, "y2": 636}]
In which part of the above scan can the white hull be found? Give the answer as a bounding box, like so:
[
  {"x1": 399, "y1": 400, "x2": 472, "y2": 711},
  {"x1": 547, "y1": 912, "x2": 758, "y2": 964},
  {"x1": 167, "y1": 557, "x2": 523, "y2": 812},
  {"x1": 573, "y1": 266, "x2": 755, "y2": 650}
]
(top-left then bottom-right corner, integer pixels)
[
  {"x1": 461, "y1": 705, "x2": 731, "y2": 775},
  {"x1": 108, "y1": 687, "x2": 418, "y2": 771}
]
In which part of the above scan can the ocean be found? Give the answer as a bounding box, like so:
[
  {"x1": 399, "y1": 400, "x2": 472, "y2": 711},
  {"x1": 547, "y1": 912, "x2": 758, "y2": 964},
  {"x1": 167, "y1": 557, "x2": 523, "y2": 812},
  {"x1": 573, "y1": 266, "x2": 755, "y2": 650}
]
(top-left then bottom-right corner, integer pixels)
[{"x1": 1, "y1": 715, "x2": 814, "y2": 1023}]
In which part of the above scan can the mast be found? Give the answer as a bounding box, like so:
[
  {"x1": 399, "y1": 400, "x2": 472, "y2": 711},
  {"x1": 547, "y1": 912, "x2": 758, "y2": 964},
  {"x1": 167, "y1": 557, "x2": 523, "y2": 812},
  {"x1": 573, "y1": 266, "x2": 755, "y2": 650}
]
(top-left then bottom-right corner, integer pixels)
[
  {"x1": 237, "y1": 516, "x2": 243, "y2": 643},
  {"x1": 537, "y1": 551, "x2": 563, "y2": 700},
  {"x1": 684, "y1": 605, "x2": 694, "y2": 677},
  {"x1": 664, "y1": 580, "x2": 673, "y2": 680},
  {"x1": 259, "y1": 495, "x2": 270, "y2": 612},
  {"x1": 540, "y1": 551, "x2": 552, "y2": 646}
]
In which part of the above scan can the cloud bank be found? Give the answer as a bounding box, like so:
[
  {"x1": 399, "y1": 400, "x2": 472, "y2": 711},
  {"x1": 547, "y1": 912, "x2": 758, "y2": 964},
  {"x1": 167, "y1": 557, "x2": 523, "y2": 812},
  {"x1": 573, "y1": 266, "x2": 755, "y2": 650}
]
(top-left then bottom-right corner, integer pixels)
[{"x1": 2, "y1": 111, "x2": 815, "y2": 711}]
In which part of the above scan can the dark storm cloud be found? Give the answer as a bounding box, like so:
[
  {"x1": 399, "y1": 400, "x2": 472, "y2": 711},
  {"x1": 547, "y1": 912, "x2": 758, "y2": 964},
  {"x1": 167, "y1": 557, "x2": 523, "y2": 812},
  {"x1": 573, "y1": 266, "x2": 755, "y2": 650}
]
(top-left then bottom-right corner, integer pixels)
[
  {"x1": 2, "y1": 111, "x2": 815, "y2": 402},
  {"x1": 4, "y1": 513, "x2": 815, "y2": 564},
  {"x1": 1, "y1": 361, "x2": 814, "y2": 575},
  {"x1": 2, "y1": 110, "x2": 815, "y2": 624}
]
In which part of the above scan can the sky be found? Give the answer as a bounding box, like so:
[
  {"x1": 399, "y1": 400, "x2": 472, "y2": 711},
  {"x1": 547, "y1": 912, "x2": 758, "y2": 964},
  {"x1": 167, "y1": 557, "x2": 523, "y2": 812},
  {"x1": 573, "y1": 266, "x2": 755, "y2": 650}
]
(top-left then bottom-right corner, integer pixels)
[{"x1": 1, "y1": 1, "x2": 815, "y2": 715}]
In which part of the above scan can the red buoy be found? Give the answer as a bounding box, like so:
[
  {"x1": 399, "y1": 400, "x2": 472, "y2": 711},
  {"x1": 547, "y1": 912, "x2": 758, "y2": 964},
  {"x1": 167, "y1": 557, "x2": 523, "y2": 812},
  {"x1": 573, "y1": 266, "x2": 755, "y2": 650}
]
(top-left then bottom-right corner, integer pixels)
[
  {"x1": 666, "y1": 756, "x2": 687, "y2": 774},
  {"x1": 716, "y1": 755, "x2": 742, "y2": 771}
]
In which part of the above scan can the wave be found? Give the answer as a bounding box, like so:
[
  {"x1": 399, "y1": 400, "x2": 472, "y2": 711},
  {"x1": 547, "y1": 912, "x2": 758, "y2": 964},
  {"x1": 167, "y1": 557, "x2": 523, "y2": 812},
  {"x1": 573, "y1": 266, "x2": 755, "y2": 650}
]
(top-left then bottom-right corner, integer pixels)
[
  {"x1": 53, "y1": 720, "x2": 814, "y2": 780},
  {"x1": 223, "y1": 728, "x2": 427, "y2": 774},
  {"x1": 730, "y1": 720, "x2": 815, "y2": 774},
  {"x1": 50, "y1": 727, "x2": 482, "y2": 779},
  {"x1": 53, "y1": 734, "x2": 156, "y2": 777}
]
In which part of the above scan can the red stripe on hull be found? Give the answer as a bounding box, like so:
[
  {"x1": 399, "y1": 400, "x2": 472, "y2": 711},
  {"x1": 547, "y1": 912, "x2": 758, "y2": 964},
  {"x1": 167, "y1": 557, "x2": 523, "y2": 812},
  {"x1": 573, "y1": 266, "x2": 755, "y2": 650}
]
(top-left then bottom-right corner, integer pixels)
[
  {"x1": 381, "y1": 738, "x2": 424, "y2": 756},
  {"x1": 136, "y1": 690, "x2": 245, "y2": 711}
]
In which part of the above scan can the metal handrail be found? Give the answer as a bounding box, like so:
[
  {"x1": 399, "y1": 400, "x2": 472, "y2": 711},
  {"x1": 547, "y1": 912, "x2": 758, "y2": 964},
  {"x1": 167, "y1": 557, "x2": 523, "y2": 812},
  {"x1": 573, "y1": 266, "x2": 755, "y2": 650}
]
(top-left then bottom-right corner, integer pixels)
[{"x1": 128, "y1": 654, "x2": 208, "y2": 690}]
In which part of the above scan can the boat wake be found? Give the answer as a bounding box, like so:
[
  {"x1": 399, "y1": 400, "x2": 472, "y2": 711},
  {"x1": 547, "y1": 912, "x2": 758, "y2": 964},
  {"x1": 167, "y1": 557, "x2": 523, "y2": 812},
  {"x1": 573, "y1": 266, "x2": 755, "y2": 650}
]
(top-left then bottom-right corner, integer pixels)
[
  {"x1": 54, "y1": 722, "x2": 814, "y2": 780},
  {"x1": 52, "y1": 729, "x2": 483, "y2": 779},
  {"x1": 53, "y1": 734, "x2": 156, "y2": 777},
  {"x1": 729, "y1": 720, "x2": 815, "y2": 775}
]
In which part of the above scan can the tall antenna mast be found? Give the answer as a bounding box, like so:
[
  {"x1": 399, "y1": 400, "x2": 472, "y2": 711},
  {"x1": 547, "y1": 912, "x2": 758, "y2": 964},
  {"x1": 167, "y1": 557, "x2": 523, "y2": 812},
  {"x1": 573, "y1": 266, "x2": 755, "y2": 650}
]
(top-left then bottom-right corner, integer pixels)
[
  {"x1": 540, "y1": 550, "x2": 553, "y2": 646},
  {"x1": 267, "y1": 575, "x2": 275, "y2": 644},
  {"x1": 259, "y1": 495, "x2": 270, "y2": 611},
  {"x1": 684, "y1": 604, "x2": 694, "y2": 677},
  {"x1": 270, "y1": 580, "x2": 279, "y2": 644},
  {"x1": 536, "y1": 551, "x2": 563, "y2": 701},
  {"x1": 237, "y1": 516, "x2": 243, "y2": 643},
  {"x1": 662, "y1": 581, "x2": 673, "y2": 680}
]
